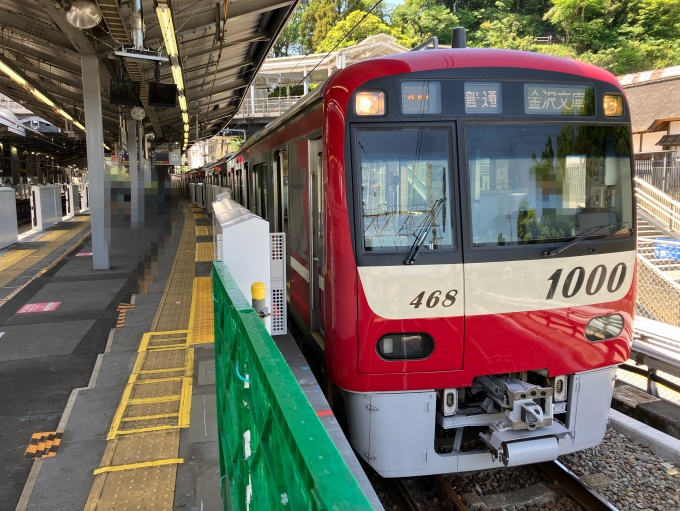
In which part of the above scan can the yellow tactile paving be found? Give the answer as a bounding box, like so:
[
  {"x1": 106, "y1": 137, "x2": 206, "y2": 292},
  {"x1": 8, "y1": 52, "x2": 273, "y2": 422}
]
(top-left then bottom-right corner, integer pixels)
[
  {"x1": 0, "y1": 250, "x2": 36, "y2": 272},
  {"x1": 0, "y1": 220, "x2": 90, "y2": 289},
  {"x1": 188, "y1": 277, "x2": 214, "y2": 345},
  {"x1": 85, "y1": 204, "x2": 198, "y2": 511},
  {"x1": 195, "y1": 225, "x2": 211, "y2": 236},
  {"x1": 37, "y1": 230, "x2": 66, "y2": 241},
  {"x1": 195, "y1": 242, "x2": 213, "y2": 262},
  {"x1": 193, "y1": 212, "x2": 207, "y2": 219}
]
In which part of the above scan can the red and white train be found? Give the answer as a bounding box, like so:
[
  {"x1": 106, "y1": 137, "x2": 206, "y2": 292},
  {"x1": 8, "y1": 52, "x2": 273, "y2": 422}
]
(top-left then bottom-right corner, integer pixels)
[{"x1": 212, "y1": 42, "x2": 636, "y2": 477}]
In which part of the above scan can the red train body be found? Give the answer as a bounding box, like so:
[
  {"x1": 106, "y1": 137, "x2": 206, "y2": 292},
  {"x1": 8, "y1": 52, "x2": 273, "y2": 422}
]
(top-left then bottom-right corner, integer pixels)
[{"x1": 204, "y1": 48, "x2": 637, "y2": 476}]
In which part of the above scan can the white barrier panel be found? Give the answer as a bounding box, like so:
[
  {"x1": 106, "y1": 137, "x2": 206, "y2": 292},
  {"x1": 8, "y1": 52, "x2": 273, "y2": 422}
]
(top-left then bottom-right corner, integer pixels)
[
  {"x1": 196, "y1": 183, "x2": 205, "y2": 208},
  {"x1": 30, "y1": 185, "x2": 61, "y2": 231},
  {"x1": 190, "y1": 183, "x2": 197, "y2": 204},
  {"x1": 0, "y1": 187, "x2": 18, "y2": 249},
  {"x1": 80, "y1": 183, "x2": 90, "y2": 212},
  {"x1": 213, "y1": 198, "x2": 271, "y2": 333},
  {"x1": 64, "y1": 184, "x2": 80, "y2": 218}
]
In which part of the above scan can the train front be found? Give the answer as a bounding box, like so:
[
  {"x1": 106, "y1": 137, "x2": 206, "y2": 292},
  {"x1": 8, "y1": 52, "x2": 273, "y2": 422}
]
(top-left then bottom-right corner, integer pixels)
[{"x1": 322, "y1": 50, "x2": 636, "y2": 477}]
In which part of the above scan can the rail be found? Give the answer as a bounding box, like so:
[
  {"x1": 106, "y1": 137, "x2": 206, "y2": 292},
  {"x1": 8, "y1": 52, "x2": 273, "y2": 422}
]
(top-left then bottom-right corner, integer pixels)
[
  {"x1": 212, "y1": 262, "x2": 373, "y2": 511},
  {"x1": 233, "y1": 96, "x2": 303, "y2": 119},
  {"x1": 635, "y1": 177, "x2": 680, "y2": 233}
]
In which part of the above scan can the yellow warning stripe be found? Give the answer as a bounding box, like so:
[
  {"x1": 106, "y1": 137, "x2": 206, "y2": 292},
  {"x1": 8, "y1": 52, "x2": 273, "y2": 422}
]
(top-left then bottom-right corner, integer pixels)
[
  {"x1": 86, "y1": 204, "x2": 197, "y2": 510},
  {"x1": 93, "y1": 458, "x2": 184, "y2": 474},
  {"x1": 188, "y1": 277, "x2": 214, "y2": 345},
  {"x1": 121, "y1": 413, "x2": 179, "y2": 422}
]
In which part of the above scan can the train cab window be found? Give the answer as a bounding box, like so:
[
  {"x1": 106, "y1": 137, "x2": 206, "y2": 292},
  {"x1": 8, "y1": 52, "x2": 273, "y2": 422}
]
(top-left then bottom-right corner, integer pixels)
[
  {"x1": 466, "y1": 124, "x2": 633, "y2": 246},
  {"x1": 356, "y1": 128, "x2": 453, "y2": 251}
]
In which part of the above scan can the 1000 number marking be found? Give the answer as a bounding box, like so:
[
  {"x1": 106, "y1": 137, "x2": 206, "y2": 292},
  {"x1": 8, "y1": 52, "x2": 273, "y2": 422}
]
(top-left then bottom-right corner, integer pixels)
[
  {"x1": 546, "y1": 263, "x2": 627, "y2": 300},
  {"x1": 410, "y1": 290, "x2": 458, "y2": 309}
]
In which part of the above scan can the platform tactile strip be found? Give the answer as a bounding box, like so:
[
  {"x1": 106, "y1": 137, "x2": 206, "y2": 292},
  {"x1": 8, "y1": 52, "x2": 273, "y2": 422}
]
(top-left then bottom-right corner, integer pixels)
[
  {"x1": 84, "y1": 204, "x2": 197, "y2": 511},
  {"x1": 194, "y1": 242, "x2": 213, "y2": 262},
  {"x1": 188, "y1": 277, "x2": 214, "y2": 344},
  {"x1": 0, "y1": 219, "x2": 90, "y2": 288}
]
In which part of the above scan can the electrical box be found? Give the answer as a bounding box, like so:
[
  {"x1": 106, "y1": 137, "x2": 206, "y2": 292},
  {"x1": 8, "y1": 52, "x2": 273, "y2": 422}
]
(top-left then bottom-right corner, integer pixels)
[
  {"x1": 0, "y1": 187, "x2": 18, "y2": 250},
  {"x1": 30, "y1": 185, "x2": 61, "y2": 231},
  {"x1": 213, "y1": 198, "x2": 272, "y2": 333}
]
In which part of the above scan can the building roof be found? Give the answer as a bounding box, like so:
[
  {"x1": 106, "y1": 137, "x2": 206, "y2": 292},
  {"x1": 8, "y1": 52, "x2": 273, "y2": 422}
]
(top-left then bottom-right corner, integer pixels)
[{"x1": 620, "y1": 67, "x2": 680, "y2": 133}]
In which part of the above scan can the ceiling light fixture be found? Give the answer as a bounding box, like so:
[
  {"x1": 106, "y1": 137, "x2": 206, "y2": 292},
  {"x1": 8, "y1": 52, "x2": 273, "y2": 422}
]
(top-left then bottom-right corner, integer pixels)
[
  {"x1": 156, "y1": 4, "x2": 178, "y2": 57},
  {"x1": 171, "y1": 65, "x2": 184, "y2": 91},
  {"x1": 66, "y1": 0, "x2": 104, "y2": 29}
]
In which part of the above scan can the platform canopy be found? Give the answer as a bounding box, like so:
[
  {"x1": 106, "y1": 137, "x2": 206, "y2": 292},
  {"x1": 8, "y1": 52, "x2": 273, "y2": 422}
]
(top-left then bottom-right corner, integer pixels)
[{"x1": 0, "y1": 0, "x2": 296, "y2": 161}]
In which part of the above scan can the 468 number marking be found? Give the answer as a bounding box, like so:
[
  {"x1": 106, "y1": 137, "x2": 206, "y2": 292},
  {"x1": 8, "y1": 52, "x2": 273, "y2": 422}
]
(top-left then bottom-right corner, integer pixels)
[
  {"x1": 546, "y1": 263, "x2": 627, "y2": 300},
  {"x1": 410, "y1": 290, "x2": 458, "y2": 309}
]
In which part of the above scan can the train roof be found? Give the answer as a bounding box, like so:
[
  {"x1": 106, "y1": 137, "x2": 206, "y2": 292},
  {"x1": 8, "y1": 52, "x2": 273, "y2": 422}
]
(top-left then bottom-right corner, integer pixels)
[{"x1": 233, "y1": 48, "x2": 622, "y2": 158}]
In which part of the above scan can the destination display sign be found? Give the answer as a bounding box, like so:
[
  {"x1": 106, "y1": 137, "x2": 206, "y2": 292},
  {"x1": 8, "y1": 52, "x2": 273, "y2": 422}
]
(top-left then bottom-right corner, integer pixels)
[
  {"x1": 401, "y1": 81, "x2": 441, "y2": 115},
  {"x1": 525, "y1": 84, "x2": 594, "y2": 116},
  {"x1": 464, "y1": 82, "x2": 502, "y2": 114}
]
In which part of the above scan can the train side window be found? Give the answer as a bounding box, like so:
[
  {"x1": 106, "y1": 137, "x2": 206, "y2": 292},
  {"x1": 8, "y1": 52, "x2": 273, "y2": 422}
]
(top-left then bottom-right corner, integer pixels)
[{"x1": 356, "y1": 128, "x2": 454, "y2": 252}]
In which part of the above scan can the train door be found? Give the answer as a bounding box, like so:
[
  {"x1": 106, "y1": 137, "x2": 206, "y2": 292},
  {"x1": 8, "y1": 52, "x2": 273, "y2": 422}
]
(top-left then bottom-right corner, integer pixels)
[{"x1": 309, "y1": 139, "x2": 324, "y2": 333}]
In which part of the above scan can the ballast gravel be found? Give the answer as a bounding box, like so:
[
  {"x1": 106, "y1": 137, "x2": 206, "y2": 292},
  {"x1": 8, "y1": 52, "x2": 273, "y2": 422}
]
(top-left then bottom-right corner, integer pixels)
[{"x1": 373, "y1": 427, "x2": 680, "y2": 510}]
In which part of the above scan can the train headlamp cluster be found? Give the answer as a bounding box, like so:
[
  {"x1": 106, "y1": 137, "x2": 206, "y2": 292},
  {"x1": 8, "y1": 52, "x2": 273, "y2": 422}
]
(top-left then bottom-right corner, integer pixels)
[
  {"x1": 585, "y1": 313, "x2": 624, "y2": 341},
  {"x1": 377, "y1": 333, "x2": 433, "y2": 360},
  {"x1": 355, "y1": 91, "x2": 385, "y2": 116},
  {"x1": 603, "y1": 94, "x2": 624, "y2": 117},
  {"x1": 157, "y1": 1, "x2": 189, "y2": 151}
]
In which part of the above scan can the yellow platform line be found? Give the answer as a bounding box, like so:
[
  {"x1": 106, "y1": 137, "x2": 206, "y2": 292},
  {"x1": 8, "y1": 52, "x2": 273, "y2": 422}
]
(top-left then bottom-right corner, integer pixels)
[
  {"x1": 188, "y1": 277, "x2": 214, "y2": 345},
  {"x1": 93, "y1": 458, "x2": 184, "y2": 474},
  {"x1": 86, "y1": 204, "x2": 197, "y2": 510},
  {"x1": 195, "y1": 242, "x2": 213, "y2": 262},
  {"x1": 121, "y1": 413, "x2": 179, "y2": 422},
  {"x1": 37, "y1": 230, "x2": 66, "y2": 241},
  {"x1": 0, "y1": 250, "x2": 36, "y2": 272}
]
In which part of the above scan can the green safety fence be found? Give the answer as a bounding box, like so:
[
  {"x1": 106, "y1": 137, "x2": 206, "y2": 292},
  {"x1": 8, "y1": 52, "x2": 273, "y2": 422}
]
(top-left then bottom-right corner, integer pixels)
[{"x1": 212, "y1": 262, "x2": 375, "y2": 511}]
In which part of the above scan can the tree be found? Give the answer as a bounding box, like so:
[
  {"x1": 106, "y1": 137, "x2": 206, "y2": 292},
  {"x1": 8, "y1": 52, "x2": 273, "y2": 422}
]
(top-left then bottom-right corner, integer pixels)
[
  {"x1": 272, "y1": 5, "x2": 304, "y2": 56},
  {"x1": 317, "y1": 10, "x2": 409, "y2": 51},
  {"x1": 392, "y1": 0, "x2": 459, "y2": 46}
]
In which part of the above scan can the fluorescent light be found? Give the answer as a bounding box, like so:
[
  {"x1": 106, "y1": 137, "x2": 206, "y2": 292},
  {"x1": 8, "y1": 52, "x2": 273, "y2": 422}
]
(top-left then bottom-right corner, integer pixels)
[
  {"x1": 184, "y1": 124, "x2": 189, "y2": 132},
  {"x1": 182, "y1": 112, "x2": 189, "y2": 123},
  {"x1": 178, "y1": 94, "x2": 187, "y2": 111},
  {"x1": 156, "y1": 4, "x2": 178, "y2": 57},
  {"x1": 56, "y1": 108, "x2": 74, "y2": 121},
  {"x1": 103, "y1": 143, "x2": 110, "y2": 150},
  {"x1": 171, "y1": 65, "x2": 184, "y2": 91},
  {"x1": 31, "y1": 89, "x2": 55, "y2": 107},
  {"x1": 74, "y1": 121, "x2": 86, "y2": 131},
  {"x1": 0, "y1": 59, "x2": 28, "y2": 86}
]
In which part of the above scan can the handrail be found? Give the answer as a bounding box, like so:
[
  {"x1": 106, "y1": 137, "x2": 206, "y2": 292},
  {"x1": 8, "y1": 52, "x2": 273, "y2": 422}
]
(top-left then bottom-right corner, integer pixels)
[
  {"x1": 635, "y1": 176, "x2": 680, "y2": 233},
  {"x1": 212, "y1": 262, "x2": 374, "y2": 511},
  {"x1": 411, "y1": 36, "x2": 439, "y2": 51},
  {"x1": 235, "y1": 96, "x2": 303, "y2": 117}
]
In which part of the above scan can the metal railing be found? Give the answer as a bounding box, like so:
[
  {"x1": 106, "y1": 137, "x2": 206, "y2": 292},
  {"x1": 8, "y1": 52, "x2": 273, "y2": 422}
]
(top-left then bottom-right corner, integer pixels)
[
  {"x1": 212, "y1": 262, "x2": 373, "y2": 511},
  {"x1": 635, "y1": 177, "x2": 680, "y2": 233},
  {"x1": 233, "y1": 96, "x2": 302, "y2": 119},
  {"x1": 635, "y1": 152, "x2": 680, "y2": 199}
]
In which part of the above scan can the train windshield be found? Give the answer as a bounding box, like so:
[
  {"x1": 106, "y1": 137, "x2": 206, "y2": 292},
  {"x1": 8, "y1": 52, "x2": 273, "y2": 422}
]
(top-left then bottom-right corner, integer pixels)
[
  {"x1": 357, "y1": 128, "x2": 453, "y2": 252},
  {"x1": 467, "y1": 124, "x2": 633, "y2": 246}
]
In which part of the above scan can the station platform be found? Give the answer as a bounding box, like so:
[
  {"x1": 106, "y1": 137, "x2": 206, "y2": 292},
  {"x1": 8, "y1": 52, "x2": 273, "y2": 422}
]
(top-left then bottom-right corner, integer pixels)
[{"x1": 2, "y1": 199, "x2": 380, "y2": 511}]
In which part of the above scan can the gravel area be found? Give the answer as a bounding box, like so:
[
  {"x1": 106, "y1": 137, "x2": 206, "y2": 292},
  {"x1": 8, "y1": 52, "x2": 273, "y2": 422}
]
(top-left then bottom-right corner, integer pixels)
[
  {"x1": 560, "y1": 428, "x2": 680, "y2": 511},
  {"x1": 372, "y1": 426, "x2": 680, "y2": 511}
]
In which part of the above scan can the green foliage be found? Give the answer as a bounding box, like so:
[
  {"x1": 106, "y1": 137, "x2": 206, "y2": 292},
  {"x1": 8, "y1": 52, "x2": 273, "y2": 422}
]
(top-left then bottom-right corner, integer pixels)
[
  {"x1": 317, "y1": 10, "x2": 410, "y2": 51},
  {"x1": 272, "y1": 0, "x2": 680, "y2": 75}
]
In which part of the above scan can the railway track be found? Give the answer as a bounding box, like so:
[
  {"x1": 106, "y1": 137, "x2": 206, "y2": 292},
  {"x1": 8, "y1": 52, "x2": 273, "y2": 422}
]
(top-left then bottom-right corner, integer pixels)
[{"x1": 376, "y1": 462, "x2": 620, "y2": 511}]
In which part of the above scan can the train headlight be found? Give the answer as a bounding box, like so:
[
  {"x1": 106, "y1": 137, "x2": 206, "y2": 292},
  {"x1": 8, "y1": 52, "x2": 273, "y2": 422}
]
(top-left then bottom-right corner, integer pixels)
[
  {"x1": 377, "y1": 333, "x2": 433, "y2": 360},
  {"x1": 603, "y1": 94, "x2": 624, "y2": 117},
  {"x1": 585, "y1": 314, "x2": 624, "y2": 342},
  {"x1": 355, "y1": 91, "x2": 385, "y2": 116}
]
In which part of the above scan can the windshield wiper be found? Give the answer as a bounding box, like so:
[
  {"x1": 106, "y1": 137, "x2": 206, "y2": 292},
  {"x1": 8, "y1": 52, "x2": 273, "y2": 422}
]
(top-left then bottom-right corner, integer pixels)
[
  {"x1": 542, "y1": 223, "x2": 629, "y2": 257},
  {"x1": 404, "y1": 198, "x2": 445, "y2": 265}
]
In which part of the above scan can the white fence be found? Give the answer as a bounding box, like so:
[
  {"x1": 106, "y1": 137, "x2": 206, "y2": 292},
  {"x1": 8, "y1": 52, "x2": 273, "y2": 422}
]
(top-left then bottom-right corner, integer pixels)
[{"x1": 233, "y1": 96, "x2": 302, "y2": 119}]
